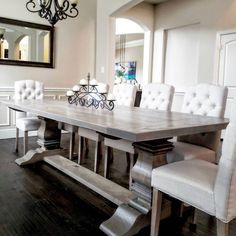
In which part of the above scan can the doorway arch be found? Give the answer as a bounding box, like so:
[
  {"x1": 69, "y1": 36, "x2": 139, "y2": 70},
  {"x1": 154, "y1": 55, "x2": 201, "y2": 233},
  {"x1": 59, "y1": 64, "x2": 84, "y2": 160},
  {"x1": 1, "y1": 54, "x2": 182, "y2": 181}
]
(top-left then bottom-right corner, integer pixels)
[{"x1": 115, "y1": 17, "x2": 152, "y2": 86}]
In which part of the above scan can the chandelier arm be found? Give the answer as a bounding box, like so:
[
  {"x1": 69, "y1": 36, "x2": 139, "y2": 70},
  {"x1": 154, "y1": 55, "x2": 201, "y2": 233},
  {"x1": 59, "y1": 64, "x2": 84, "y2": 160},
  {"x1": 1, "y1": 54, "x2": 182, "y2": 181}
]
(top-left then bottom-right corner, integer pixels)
[{"x1": 26, "y1": 0, "x2": 40, "y2": 13}]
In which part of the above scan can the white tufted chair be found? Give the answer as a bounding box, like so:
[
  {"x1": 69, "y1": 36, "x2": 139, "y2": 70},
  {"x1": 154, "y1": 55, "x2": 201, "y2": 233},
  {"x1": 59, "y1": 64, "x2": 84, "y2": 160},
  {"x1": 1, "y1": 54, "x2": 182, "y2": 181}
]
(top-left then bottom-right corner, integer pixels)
[
  {"x1": 78, "y1": 83, "x2": 110, "y2": 173},
  {"x1": 151, "y1": 99, "x2": 236, "y2": 236},
  {"x1": 14, "y1": 80, "x2": 44, "y2": 154},
  {"x1": 103, "y1": 83, "x2": 174, "y2": 188},
  {"x1": 113, "y1": 83, "x2": 137, "y2": 107},
  {"x1": 140, "y1": 83, "x2": 174, "y2": 110},
  {"x1": 167, "y1": 84, "x2": 228, "y2": 164}
]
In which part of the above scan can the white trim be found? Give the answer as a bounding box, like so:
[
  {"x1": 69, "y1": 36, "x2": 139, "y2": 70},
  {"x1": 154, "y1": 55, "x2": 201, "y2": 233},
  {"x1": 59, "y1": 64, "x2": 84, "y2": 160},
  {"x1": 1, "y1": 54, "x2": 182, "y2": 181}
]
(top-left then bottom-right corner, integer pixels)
[
  {"x1": 0, "y1": 87, "x2": 69, "y2": 92},
  {"x1": 214, "y1": 29, "x2": 236, "y2": 85},
  {"x1": 116, "y1": 39, "x2": 144, "y2": 49}
]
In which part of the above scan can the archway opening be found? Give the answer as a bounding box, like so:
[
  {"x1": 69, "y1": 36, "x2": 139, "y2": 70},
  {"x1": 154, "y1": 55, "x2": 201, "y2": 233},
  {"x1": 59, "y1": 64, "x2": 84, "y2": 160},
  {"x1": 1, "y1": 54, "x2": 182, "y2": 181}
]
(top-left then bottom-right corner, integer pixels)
[
  {"x1": 18, "y1": 36, "x2": 29, "y2": 61},
  {"x1": 115, "y1": 18, "x2": 145, "y2": 87}
]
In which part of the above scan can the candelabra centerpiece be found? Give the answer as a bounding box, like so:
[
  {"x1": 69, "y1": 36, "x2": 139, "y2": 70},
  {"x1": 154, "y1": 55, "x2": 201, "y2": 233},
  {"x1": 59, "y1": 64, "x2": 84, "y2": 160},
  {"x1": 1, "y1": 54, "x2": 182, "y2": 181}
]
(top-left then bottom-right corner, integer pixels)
[{"x1": 66, "y1": 73, "x2": 115, "y2": 111}]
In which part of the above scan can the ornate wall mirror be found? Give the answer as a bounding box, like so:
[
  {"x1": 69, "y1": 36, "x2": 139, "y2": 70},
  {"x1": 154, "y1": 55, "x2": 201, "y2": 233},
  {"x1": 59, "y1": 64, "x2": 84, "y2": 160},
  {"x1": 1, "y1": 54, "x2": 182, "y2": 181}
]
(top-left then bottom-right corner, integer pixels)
[{"x1": 0, "y1": 17, "x2": 54, "y2": 68}]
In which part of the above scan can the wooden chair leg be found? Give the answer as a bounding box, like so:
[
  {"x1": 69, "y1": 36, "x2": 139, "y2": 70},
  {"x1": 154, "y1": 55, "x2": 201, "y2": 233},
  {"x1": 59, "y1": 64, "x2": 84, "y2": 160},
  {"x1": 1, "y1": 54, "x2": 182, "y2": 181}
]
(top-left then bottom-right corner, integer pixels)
[
  {"x1": 94, "y1": 141, "x2": 101, "y2": 173},
  {"x1": 23, "y1": 131, "x2": 28, "y2": 155},
  {"x1": 15, "y1": 128, "x2": 19, "y2": 152},
  {"x1": 69, "y1": 132, "x2": 75, "y2": 160},
  {"x1": 104, "y1": 146, "x2": 111, "y2": 178},
  {"x1": 85, "y1": 138, "x2": 89, "y2": 156},
  {"x1": 217, "y1": 220, "x2": 229, "y2": 236},
  {"x1": 151, "y1": 189, "x2": 162, "y2": 236},
  {"x1": 126, "y1": 152, "x2": 131, "y2": 171},
  {"x1": 78, "y1": 136, "x2": 84, "y2": 164}
]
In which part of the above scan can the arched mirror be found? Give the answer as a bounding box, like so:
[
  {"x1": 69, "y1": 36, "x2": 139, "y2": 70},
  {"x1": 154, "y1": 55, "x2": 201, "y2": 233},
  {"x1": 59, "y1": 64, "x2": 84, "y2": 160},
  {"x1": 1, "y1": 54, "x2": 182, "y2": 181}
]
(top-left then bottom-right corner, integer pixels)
[{"x1": 0, "y1": 17, "x2": 54, "y2": 68}]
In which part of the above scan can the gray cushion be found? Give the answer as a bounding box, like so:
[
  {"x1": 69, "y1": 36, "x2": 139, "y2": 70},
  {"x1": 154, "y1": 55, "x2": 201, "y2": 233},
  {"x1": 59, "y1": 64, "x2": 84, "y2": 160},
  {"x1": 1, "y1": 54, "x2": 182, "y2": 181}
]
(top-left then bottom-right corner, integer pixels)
[
  {"x1": 167, "y1": 141, "x2": 216, "y2": 163},
  {"x1": 152, "y1": 159, "x2": 217, "y2": 215}
]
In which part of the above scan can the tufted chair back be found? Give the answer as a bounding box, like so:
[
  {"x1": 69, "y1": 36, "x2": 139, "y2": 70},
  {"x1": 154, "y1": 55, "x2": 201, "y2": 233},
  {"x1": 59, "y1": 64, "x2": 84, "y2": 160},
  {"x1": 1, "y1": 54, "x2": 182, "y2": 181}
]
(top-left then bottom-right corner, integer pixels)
[
  {"x1": 14, "y1": 80, "x2": 44, "y2": 118},
  {"x1": 113, "y1": 83, "x2": 137, "y2": 107},
  {"x1": 181, "y1": 84, "x2": 227, "y2": 117},
  {"x1": 178, "y1": 84, "x2": 228, "y2": 152},
  {"x1": 214, "y1": 98, "x2": 236, "y2": 223},
  {"x1": 140, "y1": 83, "x2": 174, "y2": 111}
]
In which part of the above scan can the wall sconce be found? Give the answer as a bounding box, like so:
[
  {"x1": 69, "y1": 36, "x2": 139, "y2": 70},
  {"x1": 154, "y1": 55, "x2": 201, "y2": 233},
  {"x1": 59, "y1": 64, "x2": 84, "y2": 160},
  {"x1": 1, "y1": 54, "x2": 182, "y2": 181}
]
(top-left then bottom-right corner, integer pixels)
[{"x1": 26, "y1": 0, "x2": 79, "y2": 26}]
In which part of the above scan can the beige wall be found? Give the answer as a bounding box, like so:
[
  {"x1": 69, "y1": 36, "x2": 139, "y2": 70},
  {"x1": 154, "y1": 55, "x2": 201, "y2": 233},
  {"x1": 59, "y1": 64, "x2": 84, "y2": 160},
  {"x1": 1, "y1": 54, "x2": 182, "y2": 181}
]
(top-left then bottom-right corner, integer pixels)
[
  {"x1": 0, "y1": 0, "x2": 96, "y2": 88},
  {"x1": 153, "y1": 0, "x2": 236, "y2": 85}
]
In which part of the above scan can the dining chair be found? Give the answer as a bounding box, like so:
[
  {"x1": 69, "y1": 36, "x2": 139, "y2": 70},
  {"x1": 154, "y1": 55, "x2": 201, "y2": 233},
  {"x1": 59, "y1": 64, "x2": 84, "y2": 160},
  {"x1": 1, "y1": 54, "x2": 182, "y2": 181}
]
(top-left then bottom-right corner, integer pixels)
[
  {"x1": 15, "y1": 80, "x2": 44, "y2": 154},
  {"x1": 103, "y1": 83, "x2": 174, "y2": 188},
  {"x1": 167, "y1": 83, "x2": 228, "y2": 164},
  {"x1": 151, "y1": 99, "x2": 235, "y2": 236},
  {"x1": 77, "y1": 83, "x2": 110, "y2": 173}
]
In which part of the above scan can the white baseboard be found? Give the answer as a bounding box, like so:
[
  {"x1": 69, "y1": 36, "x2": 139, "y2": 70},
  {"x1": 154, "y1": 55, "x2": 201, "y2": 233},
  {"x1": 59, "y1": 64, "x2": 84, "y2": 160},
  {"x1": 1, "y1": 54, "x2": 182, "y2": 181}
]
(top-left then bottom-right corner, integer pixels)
[{"x1": 0, "y1": 128, "x2": 37, "y2": 139}]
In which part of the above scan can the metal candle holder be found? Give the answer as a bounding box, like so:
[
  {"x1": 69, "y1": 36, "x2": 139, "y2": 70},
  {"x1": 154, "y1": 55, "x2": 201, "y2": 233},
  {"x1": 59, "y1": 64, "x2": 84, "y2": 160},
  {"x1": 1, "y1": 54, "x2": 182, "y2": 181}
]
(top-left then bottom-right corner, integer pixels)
[{"x1": 66, "y1": 73, "x2": 115, "y2": 111}]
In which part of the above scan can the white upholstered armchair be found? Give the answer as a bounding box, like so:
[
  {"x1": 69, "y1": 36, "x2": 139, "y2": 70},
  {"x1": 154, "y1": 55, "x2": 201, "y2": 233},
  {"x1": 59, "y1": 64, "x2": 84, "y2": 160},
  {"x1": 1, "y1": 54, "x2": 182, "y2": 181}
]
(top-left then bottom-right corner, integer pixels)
[
  {"x1": 140, "y1": 83, "x2": 174, "y2": 110},
  {"x1": 167, "y1": 84, "x2": 228, "y2": 164},
  {"x1": 103, "y1": 83, "x2": 174, "y2": 187},
  {"x1": 15, "y1": 80, "x2": 44, "y2": 154},
  {"x1": 151, "y1": 99, "x2": 236, "y2": 236},
  {"x1": 113, "y1": 83, "x2": 138, "y2": 107}
]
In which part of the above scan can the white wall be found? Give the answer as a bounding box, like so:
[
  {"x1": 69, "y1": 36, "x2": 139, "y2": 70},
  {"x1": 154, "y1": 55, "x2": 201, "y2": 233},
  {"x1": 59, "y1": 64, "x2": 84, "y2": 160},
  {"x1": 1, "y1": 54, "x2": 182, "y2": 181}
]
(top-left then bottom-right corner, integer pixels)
[
  {"x1": 153, "y1": 0, "x2": 236, "y2": 85},
  {"x1": 0, "y1": 0, "x2": 97, "y2": 138},
  {"x1": 0, "y1": 0, "x2": 97, "y2": 88},
  {"x1": 152, "y1": 0, "x2": 236, "y2": 112}
]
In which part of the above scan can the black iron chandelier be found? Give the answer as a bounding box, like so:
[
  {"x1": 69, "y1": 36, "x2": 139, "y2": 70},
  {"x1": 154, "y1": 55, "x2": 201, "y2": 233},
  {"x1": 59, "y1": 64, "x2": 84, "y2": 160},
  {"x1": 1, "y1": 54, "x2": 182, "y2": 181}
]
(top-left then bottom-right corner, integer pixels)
[
  {"x1": 26, "y1": 0, "x2": 79, "y2": 26},
  {"x1": 66, "y1": 73, "x2": 115, "y2": 111}
]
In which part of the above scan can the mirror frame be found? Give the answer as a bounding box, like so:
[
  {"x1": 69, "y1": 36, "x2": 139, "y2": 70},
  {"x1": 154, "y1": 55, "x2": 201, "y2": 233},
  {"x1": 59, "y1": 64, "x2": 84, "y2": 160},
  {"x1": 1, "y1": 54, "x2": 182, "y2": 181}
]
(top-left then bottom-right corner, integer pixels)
[{"x1": 0, "y1": 17, "x2": 54, "y2": 68}]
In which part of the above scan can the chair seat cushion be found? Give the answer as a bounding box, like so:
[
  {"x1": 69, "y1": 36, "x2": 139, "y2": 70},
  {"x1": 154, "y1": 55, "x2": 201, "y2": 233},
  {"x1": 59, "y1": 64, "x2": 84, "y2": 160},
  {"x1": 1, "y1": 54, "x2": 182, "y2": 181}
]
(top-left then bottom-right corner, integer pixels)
[
  {"x1": 152, "y1": 159, "x2": 217, "y2": 215},
  {"x1": 104, "y1": 138, "x2": 135, "y2": 154},
  {"x1": 58, "y1": 122, "x2": 78, "y2": 132},
  {"x1": 167, "y1": 141, "x2": 216, "y2": 163},
  {"x1": 16, "y1": 117, "x2": 41, "y2": 131},
  {"x1": 79, "y1": 127, "x2": 103, "y2": 142}
]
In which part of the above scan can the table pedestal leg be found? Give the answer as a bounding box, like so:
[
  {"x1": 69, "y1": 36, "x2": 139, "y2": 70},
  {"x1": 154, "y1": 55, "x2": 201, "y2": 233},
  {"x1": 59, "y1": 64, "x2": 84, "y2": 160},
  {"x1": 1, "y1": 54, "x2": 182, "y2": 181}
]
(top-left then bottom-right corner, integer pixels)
[
  {"x1": 100, "y1": 139, "x2": 173, "y2": 236},
  {"x1": 15, "y1": 117, "x2": 64, "y2": 166}
]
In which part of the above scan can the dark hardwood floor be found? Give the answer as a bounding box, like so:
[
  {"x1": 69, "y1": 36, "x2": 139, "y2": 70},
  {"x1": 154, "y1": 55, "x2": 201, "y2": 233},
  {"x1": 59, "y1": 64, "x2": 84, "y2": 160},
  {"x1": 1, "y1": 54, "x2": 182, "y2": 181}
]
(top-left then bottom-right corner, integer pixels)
[{"x1": 0, "y1": 135, "x2": 235, "y2": 236}]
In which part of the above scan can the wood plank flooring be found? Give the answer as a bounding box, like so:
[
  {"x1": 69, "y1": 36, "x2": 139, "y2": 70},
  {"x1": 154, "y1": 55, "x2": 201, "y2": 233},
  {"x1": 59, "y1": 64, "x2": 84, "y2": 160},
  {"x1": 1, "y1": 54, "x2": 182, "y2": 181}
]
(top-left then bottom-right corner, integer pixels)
[{"x1": 0, "y1": 135, "x2": 235, "y2": 236}]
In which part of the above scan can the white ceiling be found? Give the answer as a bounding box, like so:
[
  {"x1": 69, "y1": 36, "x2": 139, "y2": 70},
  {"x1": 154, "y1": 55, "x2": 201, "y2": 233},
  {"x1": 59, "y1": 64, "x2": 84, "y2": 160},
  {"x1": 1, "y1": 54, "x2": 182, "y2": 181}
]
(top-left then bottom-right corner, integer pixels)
[{"x1": 144, "y1": 0, "x2": 168, "y2": 4}]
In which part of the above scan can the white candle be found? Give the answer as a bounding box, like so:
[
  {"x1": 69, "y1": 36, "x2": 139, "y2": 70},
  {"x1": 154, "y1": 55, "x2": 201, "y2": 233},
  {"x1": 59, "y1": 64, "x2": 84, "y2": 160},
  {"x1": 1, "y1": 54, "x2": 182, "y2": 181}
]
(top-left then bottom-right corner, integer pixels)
[
  {"x1": 66, "y1": 90, "x2": 74, "y2": 97},
  {"x1": 90, "y1": 79, "x2": 97, "y2": 86},
  {"x1": 79, "y1": 79, "x2": 87, "y2": 85},
  {"x1": 72, "y1": 85, "x2": 80, "y2": 92},
  {"x1": 107, "y1": 93, "x2": 115, "y2": 101}
]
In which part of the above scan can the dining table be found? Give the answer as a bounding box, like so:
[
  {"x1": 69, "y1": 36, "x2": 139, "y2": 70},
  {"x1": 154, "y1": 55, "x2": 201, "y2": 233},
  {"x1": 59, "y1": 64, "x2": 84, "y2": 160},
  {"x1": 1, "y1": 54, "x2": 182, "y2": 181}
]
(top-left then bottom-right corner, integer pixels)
[{"x1": 2, "y1": 99, "x2": 229, "y2": 236}]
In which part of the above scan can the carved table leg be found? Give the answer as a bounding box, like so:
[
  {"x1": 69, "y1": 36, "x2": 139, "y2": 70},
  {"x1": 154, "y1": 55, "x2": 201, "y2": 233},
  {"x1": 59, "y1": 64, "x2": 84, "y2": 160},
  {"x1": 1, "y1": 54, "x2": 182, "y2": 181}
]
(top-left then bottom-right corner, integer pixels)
[
  {"x1": 100, "y1": 139, "x2": 173, "y2": 236},
  {"x1": 15, "y1": 117, "x2": 63, "y2": 166}
]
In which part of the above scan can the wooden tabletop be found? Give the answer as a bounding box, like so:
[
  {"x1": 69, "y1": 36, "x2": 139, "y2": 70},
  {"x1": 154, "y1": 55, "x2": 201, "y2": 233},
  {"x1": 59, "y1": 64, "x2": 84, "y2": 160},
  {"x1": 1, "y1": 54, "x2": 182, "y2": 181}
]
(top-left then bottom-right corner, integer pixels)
[{"x1": 2, "y1": 99, "x2": 229, "y2": 142}]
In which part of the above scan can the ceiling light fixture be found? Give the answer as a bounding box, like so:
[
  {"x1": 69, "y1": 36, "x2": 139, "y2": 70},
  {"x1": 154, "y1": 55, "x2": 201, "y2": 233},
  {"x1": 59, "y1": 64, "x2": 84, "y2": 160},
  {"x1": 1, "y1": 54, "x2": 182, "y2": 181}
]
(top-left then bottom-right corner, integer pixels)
[{"x1": 26, "y1": 0, "x2": 79, "y2": 26}]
